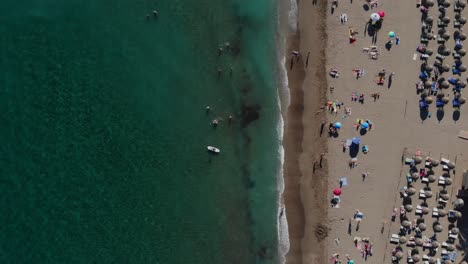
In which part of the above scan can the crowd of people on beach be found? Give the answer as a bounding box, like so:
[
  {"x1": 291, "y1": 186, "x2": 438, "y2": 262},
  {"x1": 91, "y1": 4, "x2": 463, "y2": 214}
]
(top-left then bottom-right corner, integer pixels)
[{"x1": 416, "y1": 0, "x2": 467, "y2": 120}]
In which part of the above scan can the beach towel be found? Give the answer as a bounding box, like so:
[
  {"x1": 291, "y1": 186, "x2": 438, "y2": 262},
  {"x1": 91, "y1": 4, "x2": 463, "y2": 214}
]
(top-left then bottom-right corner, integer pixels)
[{"x1": 340, "y1": 177, "x2": 348, "y2": 186}]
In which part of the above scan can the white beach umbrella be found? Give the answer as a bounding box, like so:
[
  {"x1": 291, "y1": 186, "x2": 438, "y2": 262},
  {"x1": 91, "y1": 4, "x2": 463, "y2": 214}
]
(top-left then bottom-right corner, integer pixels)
[{"x1": 370, "y1": 13, "x2": 381, "y2": 22}]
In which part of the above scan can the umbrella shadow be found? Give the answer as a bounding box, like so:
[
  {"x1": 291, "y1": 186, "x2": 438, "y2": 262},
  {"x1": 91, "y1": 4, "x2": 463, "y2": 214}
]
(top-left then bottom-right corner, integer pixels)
[
  {"x1": 362, "y1": 4, "x2": 370, "y2": 11},
  {"x1": 359, "y1": 128, "x2": 368, "y2": 136},
  {"x1": 420, "y1": 109, "x2": 429, "y2": 120},
  {"x1": 453, "y1": 109, "x2": 461, "y2": 121},
  {"x1": 349, "y1": 144, "x2": 359, "y2": 158},
  {"x1": 436, "y1": 108, "x2": 445, "y2": 121},
  {"x1": 366, "y1": 23, "x2": 376, "y2": 37}
]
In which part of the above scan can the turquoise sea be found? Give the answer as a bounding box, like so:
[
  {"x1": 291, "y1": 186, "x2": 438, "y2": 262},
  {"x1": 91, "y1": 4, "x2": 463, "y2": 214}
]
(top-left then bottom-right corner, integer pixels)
[{"x1": 0, "y1": 0, "x2": 281, "y2": 263}]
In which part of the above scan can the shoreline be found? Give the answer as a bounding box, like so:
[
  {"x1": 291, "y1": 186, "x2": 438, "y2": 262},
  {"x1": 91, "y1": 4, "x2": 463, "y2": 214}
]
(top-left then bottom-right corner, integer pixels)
[{"x1": 281, "y1": 0, "x2": 330, "y2": 263}]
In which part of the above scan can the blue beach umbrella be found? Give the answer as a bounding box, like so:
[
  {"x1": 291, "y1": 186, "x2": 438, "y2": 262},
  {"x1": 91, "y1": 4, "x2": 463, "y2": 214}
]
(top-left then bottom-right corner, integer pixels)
[
  {"x1": 334, "y1": 122, "x2": 342, "y2": 129},
  {"x1": 388, "y1": 31, "x2": 396, "y2": 38},
  {"x1": 349, "y1": 260, "x2": 355, "y2": 264},
  {"x1": 361, "y1": 122, "x2": 370, "y2": 129},
  {"x1": 352, "y1": 137, "x2": 361, "y2": 145}
]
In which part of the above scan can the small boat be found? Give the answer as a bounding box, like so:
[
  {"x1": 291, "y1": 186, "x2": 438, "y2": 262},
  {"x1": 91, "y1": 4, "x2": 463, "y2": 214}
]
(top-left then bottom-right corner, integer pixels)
[{"x1": 207, "y1": 146, "x2": 220, "y2": 153}]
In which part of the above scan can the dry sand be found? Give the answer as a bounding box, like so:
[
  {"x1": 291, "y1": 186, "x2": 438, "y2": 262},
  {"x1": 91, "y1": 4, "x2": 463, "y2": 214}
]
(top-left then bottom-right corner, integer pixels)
[{"x1": 283, "y1": 0, "x2": 468, "y2": 263}]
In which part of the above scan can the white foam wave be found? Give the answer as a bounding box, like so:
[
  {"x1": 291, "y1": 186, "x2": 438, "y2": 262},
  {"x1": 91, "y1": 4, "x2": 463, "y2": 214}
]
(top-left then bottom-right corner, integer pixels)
[{"x1": 276, "y1": 0, "x2": 297, "y2": 262}]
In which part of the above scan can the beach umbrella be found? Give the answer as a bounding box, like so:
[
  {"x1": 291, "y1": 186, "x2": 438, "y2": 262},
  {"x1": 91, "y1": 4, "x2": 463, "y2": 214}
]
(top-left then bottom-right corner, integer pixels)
[
  {"x1": 460, "y1": 97, "x2": 466, "y2": 104},
  {"x1": 333, "y1": 188, "x2": 342, "y2": 196},
  {"x1": 361, "y1": 122, "x2": 369, "y2": 129},
  {"x1": 442, "y1": 97, "x2": 450, "y2": 104},
  {"x1": 352, "y1": 137, "x2": 361, "y2": 145},
  {"x1": 448, "y1": 161, "x2": 455, "y2": 169},
  {"x1": 442, "y1": 172, "x2": 450, "y2": 177},
  {"x1": 334, "y1": 122, "x2": 342, "y2": 129},
  {"x1": 460, "y1": 65, "x2": 467, "y2": 72},
  {"x1": 425, "y1": 64, "x2": 434, "y2": 72},
  {"x1": 458, "y1": 81, "x2": 466, "y2": 87},
  {"x1": 422, "y1": 207, "x2": 429, "y2": 214},
  {"x1": 432, "y1": 241, "x2": 440, "y2": 248},
  {"x1": 418, "y1": 223, "x2": 427, "y2": 231},
  {"x1": 395, "y1": 251, "x2": 404, "y2": 259},
  {"x1": 446, "y1": 244, "x2": 455, "y2": 251},
  {"x1": 414, "y1": 156, "x2": 423, "y2": 163},
  {"x1": 445, "y1": 178, "x2": 453, "y2": 185},
  {"x1": 442, "y1": 16, "x2": 451, "y2": 23},
  {"x1": 421, "y1": 91, "x2": 429, "y2": 98},
  {"x1": 412, "y1": 172, "x2": 420, "y2": 180},
  {"x1": 459, "y1": 0, "x2": 467, "y2": 7},
  {"x1": 444, "y1": 260, "x2": 452, "y2": 264},
  {"x1": 459, "y1": 49, "x2": 467, "y2": 56},
  {"x1": 428, "y1": 175, "x2": 436, "y2": 182},
  {"x1": 426, "y1": 16, "x2": 434, "y2": 23},
  {"x1": 405, "y1": 204, "x2": 413, "y2": 212},
  {"x1": 439, "y1": 209, "x2": 447, "y2": 217},
  {"x1": 442, "y1": 33, "x2": 451, "y2": 40},
  {"x1": 388, "y1": 31, "x2": 396, "y2": 38},
  {"x1": 442, "y1": 64, "x2": 451, "y2": 72},
  {"x1": 431, "y1": 159, "x2": 440, "y2": 166},
  {"x1": 443, "y1": 1, "x2": 451, "y2": 7},
  {"x1": 455, "y1": 198, "x2": 464, "y2": 208},
  {"x1": 425, "y1": 96, "x2": 434, "y2": 104},
  {"x1": 450, "y1": 227, "x2": 459, "y2": 234},
  {"x1": 378, "y1": 11, "x2": 385, "y2": 18},
  {"x1": 438, "y1": 28, "x2": 447, "y2": 34},
  {"x1": 370, "y1": 13, "x2": 381, "y2": 22},
  {"x1": 434, "y1": 225, "x2": 443, "y2": 232},
  {"x1": 414, "y1": 238, "x2": 423, "y2": 246},
  {"x1": 460, "y1": 17, "x2": 467, "y2": 24},
  {"x1": 440, "y1": 193, "x2": 449, "y2": 200},
  {"x1": 407, "y1": 187, "x2": 416, "y2": 195},
  {"x1": 399, "y1": 236, "x2": 407, "y2": 244},
  {"x1": 425, "y1": 80, "x2": 434, "y2": 88},
  {"x1": 429, "y1": 257, "x2": 437, "y2": 264},
  {"x1": 412, "y1": 254, "x2": 421, "y2": 262},
  {"x1": 454, "y1": 211, "x2": 462, "y2": 218},
  {"x1": 441, "y1": 81, "x2": 450, "y2": 88},
  {"x1": 348, "y1": 260, "x2": 354, "y2": 264},
  {"x1": 442, "y1": 47, "x2": 452, "y2": 56},
  {"x1": 402, "y1": 220, "x2": 411, "y2": 227},
  {"x1": 425, "y1": 190, "x2": 433, "y2": 198},
  {"x1": 425, "y1": 48, "x2": 433, "y2": 56},
  {"x1": 458, "y1": 32, "x2": 467, "y2": 40},
  {"x1": 425, "y1": 0, "x2": 435, "y2": 6}
]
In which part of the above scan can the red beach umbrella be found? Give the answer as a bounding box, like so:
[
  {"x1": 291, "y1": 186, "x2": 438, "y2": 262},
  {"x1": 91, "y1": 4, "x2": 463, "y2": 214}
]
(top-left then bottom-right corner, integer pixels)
[
  {"x1": 333, "y1": 188, "x2": 342, "y2": 196},
  {"x1": 378, "y1": 11, "x2": 385, "y2": 18}
]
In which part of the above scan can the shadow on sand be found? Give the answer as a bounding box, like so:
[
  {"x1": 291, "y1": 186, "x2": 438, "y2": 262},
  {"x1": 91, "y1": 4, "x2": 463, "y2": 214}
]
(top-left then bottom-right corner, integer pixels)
[
  {"x1": 453, "y1": 109, "x2": 461, "y2": 122},
  {"x1": 420, "y1": 109, "x2": 429, "y2": 120},
  {"x1": 436, "y1": 108, "x2": 445, "y2": 122},
  {"x1": 349, "y1": 144, "x2": 359, "y2": 158}
]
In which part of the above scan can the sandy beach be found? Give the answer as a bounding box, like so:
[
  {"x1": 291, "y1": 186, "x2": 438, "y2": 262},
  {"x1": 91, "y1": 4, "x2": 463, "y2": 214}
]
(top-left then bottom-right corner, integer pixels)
[{"x1": 283, "y1": 0, "x2": 468, "y2": 263}]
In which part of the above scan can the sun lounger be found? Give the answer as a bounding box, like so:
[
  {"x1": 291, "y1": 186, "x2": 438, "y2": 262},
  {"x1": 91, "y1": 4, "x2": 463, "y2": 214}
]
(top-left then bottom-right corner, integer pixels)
[
  {"x1": 419, "y1": 189, "x2": 426, "y2": 199},
  {"x1": 390, "y1": 234, "x2": 399, "y2": 244},
  {"x1": 442, "y1": 242, "x2": 448, "y2": 248},
  {"x1": 422, "y1": 177, "x2": 429, "y2": 183},
  {"x1": 441, "y1": 158, "x2": 450, "y2": 164},
  {"x1": 416, "y1": 205, "x2": 423, "y2": 215},
  {"x1": 438, "y1": 176, "x2": 446, "y2": 185},
  {"x1": 442, "y1": 165, "x2": 449, "y2": 171},
  {"x1": 438, "y1": 198, "x2": 448, "y2": 204},
  {"x1": 438, "y1": 37, "x2": 446, "y2": 44},
  {"x1": 436, "y1": 54, "x2": 446, "y2": 61},
  {"x1": 454, "y1": 7, "x2": 463, "y2": 12},
  {"x1": 449, "y1": 234, "x2": 458, "y2": 240},
  {"x1": 432, "y1": 207, "x2": 439, "y2": 217},
  {"x1": 454, "y1": 22, "x2": 461, "y2": 28},
  {"x1": 423, "y1": 255, "x2": 430, "y2": 261},
  {"x1": 421, "y1": 38, "x2": 430, "y2": 44},
  {"x1": 425, "y1": 161, "x2": 432, "y2": 167}
]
